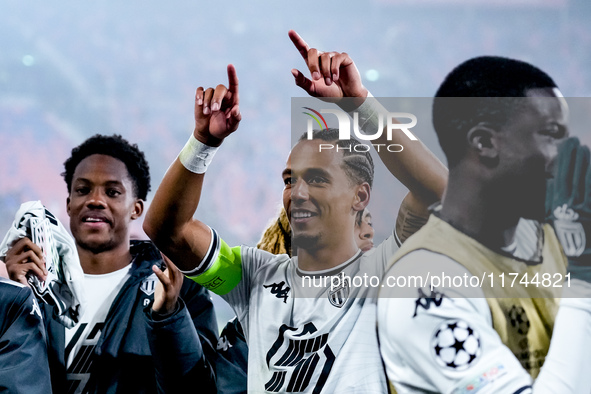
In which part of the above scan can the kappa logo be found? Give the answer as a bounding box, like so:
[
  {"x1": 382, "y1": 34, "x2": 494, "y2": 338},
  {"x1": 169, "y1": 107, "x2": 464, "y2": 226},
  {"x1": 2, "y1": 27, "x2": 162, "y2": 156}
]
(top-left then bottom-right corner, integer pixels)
[
  {"x1": 553, "y1": 204, "x2": 586, "y2": 257},
  {"x1": 413, "y1": 288, "x2": 445, "y2": 317},
  {"x1": 264, "y1": 281, "x2": 290, "y2": 303},
  {"x1": 30, "y1": 298, "x2": 42, "y2": 319},
  {"x1": 140, "y1": 273, "x2": 158, "y2": 296},
  {"x1": 217, "y1": 335, "x2": 233, "y2": 352},
  {"x1": 328, "y1": 278, "x2": 349, "y2": 308}
]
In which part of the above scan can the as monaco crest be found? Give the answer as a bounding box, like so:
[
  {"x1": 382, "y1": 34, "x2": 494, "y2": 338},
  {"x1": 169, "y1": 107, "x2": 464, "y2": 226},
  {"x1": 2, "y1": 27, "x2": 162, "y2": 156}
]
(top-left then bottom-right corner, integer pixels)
[
  {"x1": 553, "y1": 204, "x2": 586, "y2": 257},
  {"x1": 328, "y1": 279, "x2": 349, "y2": 308},
  {"x1": 140, "y1": 273, "x2": 158, "y2": 296}
]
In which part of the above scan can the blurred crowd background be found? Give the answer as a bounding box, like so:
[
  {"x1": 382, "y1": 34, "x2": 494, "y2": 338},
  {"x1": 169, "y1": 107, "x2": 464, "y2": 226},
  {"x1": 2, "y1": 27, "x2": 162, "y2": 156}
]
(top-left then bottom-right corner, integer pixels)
[{"x1": 1, "y1": 0, "x2": 590, "y2": 326}]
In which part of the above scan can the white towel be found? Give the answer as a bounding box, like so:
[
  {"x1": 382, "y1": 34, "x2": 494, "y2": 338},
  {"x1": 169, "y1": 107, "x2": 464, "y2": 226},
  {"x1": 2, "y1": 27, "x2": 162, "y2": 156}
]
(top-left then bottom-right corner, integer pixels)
[{"x1": 0, "y1": 201, "x2": 85, "y2": 328}]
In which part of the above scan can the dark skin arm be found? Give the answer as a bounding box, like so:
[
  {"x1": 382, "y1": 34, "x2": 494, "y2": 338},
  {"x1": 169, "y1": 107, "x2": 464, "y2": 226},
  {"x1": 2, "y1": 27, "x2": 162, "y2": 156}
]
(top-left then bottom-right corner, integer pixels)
[
  {"x1": 152, "y1": 253, "x2": 183, "y2": 315},
  {"x1": 4, "y1": 237, "x2": 48, "y2": 286},
  {"x1": 289, "y1": 30, "x2": 447, "y2": 219},
  {"x1": 143, "y1": 65, "x2": 241, "y2": 271}
]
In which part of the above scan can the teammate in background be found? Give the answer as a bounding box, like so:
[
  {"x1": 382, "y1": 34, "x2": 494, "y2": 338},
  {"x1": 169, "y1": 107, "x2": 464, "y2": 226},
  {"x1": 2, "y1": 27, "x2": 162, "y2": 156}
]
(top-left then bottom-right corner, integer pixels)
[
  {"x1": 257, "y1": 207, "x2": 292, "y2": 256},
  {"x1": 3, "y1": 135, "x2": 218, "y2": 393},
  {"x1": 378, "y1": 57, "x2": 591, "y2": 393},
  {"x1": 144, "y1": 30, "x2": 447, "y2": 392},
  {"x1": 0, "y1": 277, "x2": 52, "y2": 393}
]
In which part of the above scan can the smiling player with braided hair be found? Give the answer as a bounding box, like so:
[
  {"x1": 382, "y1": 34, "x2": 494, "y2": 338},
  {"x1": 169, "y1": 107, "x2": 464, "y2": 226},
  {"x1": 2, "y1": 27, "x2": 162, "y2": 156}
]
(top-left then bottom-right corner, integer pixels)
[{"x1": 144, "y1": 29, "x2": 447, "y2": 392}]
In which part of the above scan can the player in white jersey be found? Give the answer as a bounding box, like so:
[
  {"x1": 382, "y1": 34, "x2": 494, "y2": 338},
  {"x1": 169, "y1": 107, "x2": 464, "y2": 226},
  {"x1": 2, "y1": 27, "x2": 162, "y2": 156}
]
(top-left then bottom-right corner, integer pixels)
[
  {"x1": 215, "y1": 205, "x2": 376, "y2": 393},
  {"x1": 378, "y1": 56, "x2": 591, "y2": 393},
  {"x1": 144, "y1": 31, "x2": 447, "y2": 393}
]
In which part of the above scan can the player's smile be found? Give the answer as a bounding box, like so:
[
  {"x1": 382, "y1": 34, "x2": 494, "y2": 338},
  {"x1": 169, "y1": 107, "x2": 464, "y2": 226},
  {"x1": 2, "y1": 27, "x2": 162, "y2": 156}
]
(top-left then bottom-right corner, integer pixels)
[
  {"x1": 80, "y1": 213, "x2": 111, "y2": 229},
  {"x1": 283, "y1": 139, "x2": 364, "y2": 251},
  {"x1": 291, "y1": 208, "x2": 318, "y2": 224}
]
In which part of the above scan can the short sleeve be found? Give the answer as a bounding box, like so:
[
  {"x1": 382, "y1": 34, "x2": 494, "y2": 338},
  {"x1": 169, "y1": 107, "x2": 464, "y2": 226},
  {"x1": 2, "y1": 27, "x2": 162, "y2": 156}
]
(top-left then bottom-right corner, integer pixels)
[
  {"x1": 221, "y1": 246, "x2": 286, "y2": 323},
  {"x1": 378, "y1": 251, "x2": 533, "y2": 393}
]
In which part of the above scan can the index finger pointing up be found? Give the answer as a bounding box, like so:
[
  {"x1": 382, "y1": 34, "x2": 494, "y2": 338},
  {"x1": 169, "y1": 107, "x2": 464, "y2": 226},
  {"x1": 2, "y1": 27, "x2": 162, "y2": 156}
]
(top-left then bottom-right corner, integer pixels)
[
  {"x1": 288, "y1": 30, "x2": 309, "y2": 61},
  {"x1": 227, "y1": 64, "x2": 239, "y2": 94}
]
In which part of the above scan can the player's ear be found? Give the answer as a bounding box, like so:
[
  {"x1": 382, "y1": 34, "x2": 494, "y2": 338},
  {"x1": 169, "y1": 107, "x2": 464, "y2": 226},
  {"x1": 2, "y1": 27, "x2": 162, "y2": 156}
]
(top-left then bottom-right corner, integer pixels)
[
  {"x1": 467, "y1": 123, "x2": 499, "y2": 163},
  {"x1": 66, "y1": 196, "x2": 71, "y2": 217},
  {"x1": 131, "y1": 199, "x2": 144, "y2": 220},
  {"x1": 353, "y1": 182, "x2": 371, "y2": 212}
]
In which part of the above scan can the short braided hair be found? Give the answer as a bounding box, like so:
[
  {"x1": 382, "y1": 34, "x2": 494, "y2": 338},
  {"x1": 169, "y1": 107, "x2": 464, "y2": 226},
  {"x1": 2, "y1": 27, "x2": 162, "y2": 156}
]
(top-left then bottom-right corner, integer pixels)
[{"x1": 299, "y1": 128, "x2": 375, "y2": 188}]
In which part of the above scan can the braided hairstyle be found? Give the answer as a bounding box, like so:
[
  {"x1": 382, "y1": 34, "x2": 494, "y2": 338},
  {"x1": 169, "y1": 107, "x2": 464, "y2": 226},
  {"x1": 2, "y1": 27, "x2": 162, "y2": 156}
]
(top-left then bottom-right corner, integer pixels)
[
  {"x1": 257, "y1": 207, "x2": 292, "y2": 256},
  {"x1": 257, "y1": 129, "x2": 375, "y2": 256},
  {"x1": 299, "y1": 128, "x2": 375, "y2": 188}
]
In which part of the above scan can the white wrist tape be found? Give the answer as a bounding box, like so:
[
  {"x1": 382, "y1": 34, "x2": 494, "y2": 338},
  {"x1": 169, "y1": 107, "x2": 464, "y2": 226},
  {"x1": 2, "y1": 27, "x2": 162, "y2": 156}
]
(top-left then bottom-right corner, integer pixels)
[
  {"x1": 347, "y1": 92, "x2": 386, "y2": 136},
  {"x1": 178, "y1": 134, "x2": 219, "y2": 174}
]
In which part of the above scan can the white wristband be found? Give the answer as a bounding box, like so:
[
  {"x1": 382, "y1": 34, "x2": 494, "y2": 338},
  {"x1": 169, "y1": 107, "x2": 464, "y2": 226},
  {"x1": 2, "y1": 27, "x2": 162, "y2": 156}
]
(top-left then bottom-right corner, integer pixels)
[
  {"x1": 347, "y1": 92, "x2": 386, "y2": 136},
  {"x1": 178, "y1": 134, "x2": 219, "y2": 174}
]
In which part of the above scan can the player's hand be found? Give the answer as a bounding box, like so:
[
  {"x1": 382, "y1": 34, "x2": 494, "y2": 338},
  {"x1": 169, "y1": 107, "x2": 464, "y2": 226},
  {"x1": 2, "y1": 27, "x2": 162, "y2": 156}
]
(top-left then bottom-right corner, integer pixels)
[
  {"x1": 546, "y1": 137, "x2": 591, "y2": 282},
  {"x1": 289, "y1": 30, "x2": 368, "y2": 103},
  {"x1": 152, "y1": 253, "x2": 184, "y2": 316},
  {"x1": 194, "y1": 64, "x2": 242, "y2": 147},
  {"x1": 4, "y1": 237, "x2": 47, "y2": 286}
]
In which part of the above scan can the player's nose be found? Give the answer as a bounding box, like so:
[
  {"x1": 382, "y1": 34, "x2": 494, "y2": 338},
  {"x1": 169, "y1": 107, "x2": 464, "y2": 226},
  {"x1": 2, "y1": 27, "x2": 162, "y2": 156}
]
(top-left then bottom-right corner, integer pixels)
[
  {"x1": 86, "y1": 189, "x2": 107, "y2": 209},
  {"x1": 291, "y1": 179, "x2": 309, "y2": 202}
]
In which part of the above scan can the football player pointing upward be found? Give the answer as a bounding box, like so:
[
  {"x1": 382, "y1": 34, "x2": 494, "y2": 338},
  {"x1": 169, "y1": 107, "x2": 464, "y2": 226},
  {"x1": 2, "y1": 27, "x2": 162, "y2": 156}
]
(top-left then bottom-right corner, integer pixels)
[{"x1": 144, "y1": 32, "x2": 447, "y2": 393}]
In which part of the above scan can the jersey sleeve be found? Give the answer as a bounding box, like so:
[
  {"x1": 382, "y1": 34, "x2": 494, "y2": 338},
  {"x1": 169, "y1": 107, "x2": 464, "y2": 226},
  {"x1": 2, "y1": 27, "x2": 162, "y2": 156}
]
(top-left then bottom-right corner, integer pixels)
[
  {"x1": 183, "y1": 228, "x2": 243, "y2": 295},
  {"x1": 378, "y1": 251, "x2": 533, "y2": 394},
  {"x1": 220, "y1": 245, "x2": 280, "y2": 322},
  {"x1": 182, "y1": 228, "x2": 280, "y2": 322},
  {"x1": 532, "y1": 280, "x2": 591, "y2": 393}
]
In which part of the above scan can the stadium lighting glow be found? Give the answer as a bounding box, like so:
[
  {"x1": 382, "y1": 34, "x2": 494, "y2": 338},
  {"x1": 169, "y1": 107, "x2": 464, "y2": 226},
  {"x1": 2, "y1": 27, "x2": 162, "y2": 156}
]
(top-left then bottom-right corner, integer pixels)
[
  {"x1": 366, "y1": 69, "x2": 379, "y2": 81},
  {"x1": 22, "y1": 55, "x2": 35, "y2": 66}
]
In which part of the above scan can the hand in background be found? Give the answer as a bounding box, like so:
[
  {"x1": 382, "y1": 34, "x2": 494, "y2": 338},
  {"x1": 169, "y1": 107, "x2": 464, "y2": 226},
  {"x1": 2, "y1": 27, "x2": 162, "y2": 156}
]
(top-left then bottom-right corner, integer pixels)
[{"x1": 152, "y1": 253, "x2": 184, "y2": 316}]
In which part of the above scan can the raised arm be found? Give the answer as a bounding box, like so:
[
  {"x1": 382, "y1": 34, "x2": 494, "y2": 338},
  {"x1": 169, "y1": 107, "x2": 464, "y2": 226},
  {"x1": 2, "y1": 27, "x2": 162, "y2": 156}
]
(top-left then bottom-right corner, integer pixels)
[
  {"x1": 289, "y1": 30, "x2": 447, "y2": 219},
  {"x1": 143, "y1": 65, "x2": 241, "y2": 272}
]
